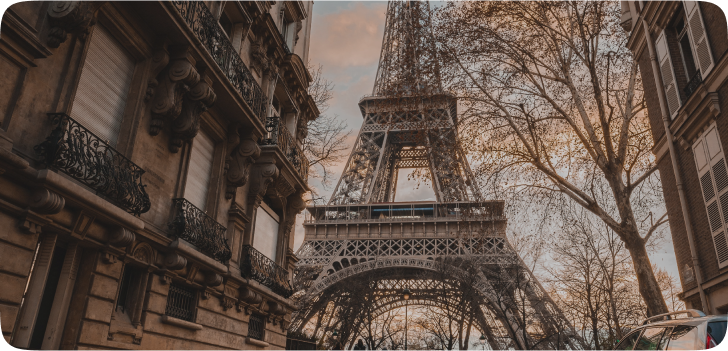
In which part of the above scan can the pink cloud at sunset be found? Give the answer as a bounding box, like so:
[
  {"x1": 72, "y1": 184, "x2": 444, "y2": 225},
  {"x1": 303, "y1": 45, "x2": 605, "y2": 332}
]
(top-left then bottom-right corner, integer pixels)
[{"x1": 309, "y1": 2, "x2": 386, "y2": 69}]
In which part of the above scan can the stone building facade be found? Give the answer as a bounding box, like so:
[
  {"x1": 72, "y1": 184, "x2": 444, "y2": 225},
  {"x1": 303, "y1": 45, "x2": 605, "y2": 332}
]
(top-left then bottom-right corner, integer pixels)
[
  {"x1": 0, "y1": 1, "x2": 318, "y2": 349},
  {"x1": 621, "y1": 1, "x2": 728, "y2": 313}
]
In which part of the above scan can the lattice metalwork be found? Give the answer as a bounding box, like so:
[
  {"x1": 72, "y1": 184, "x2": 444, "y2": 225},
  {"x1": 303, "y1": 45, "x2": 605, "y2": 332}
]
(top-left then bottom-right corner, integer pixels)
[
  {"x1": 292, "y1": 1, "x2": 583, "y2": 349},
  {"x1": 165, "y1": 284, "x2": 196, "y2": 322}
]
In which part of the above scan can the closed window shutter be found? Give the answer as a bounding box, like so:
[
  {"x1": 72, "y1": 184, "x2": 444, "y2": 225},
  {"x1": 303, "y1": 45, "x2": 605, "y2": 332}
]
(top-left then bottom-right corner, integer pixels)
[
  {"x1": 71, "y1": 25, "x2": 135, "y2": 147},
  {"x1": 683, "y1": 1, "x2": 715, "y2": 78},
  {"x1": 253, "y1": 202, "x2": 280, "y2": 261},
  {"x1": 693, "y1": 123, "x2": 728, "y2": 268},
  {"x1": 185, "y1": 130, "x2": 215, "y2": 210},
  {"x1": 655, "y1": 31, "x2": 681, "y2": 118}
]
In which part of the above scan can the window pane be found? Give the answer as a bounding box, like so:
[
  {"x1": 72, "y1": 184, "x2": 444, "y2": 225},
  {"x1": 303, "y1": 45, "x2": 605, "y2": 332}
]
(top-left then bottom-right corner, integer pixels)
[
  {"x1": 616, "y1": 330, "x2": 643, "y2": 350},
  {"x1": 708, "y1": 321, "x2": 727, "y2": 346},
  {"x1": 253, "y1": 205, "x2": 279, "y2": 261},
  {"x1": 666, "y1": 325, "x2": 698, "y2": 350},
  {"x1": 634, "y1": 327, "x2": 668, "y2": 350}
]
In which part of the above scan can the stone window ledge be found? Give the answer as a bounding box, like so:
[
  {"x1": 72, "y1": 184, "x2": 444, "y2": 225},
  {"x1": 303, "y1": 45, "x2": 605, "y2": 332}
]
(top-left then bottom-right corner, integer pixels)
[
  {"x1": 161, "y1": 315, "x2": 203, "y2": 330},
  {"x1": 246, "y1": 337, "x2": 270, "y2": 348}
]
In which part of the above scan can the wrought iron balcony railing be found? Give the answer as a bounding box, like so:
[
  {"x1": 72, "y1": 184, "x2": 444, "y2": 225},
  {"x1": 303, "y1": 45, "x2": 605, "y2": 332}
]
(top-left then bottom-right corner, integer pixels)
[
  {"x1": 260, "y1": 117, "x2": 309, "y2": 181},
  {"x1": 172, "y1": 1, "x2": 267, "y2": 124},
  {"x1": 240, "y1": 245, "x2": 293, "y2": 298},
  {"x1": 34, "y1": 113, "x2": 151, "y2": 216},
  {"x1": 684, "y1": 70, "x2": 702, "y2": 98},
  {"x1": 279, "y1": 31, "x2": 291, "y2": 55},
  {"x1": 169, "y1": 198, "x2": 232, "y2": 263}
]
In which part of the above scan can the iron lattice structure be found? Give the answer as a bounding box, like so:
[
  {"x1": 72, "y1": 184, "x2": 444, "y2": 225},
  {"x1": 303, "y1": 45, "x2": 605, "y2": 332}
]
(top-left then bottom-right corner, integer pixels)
[{"x1": 291, "y1": 2, "x2": 585, "y2": 349}]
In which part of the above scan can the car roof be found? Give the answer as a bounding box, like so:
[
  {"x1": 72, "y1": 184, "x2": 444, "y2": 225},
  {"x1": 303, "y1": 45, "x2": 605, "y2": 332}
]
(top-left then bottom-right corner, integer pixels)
[{"x1": 642, "y1": 315, "x2": 728, "y2": 328}]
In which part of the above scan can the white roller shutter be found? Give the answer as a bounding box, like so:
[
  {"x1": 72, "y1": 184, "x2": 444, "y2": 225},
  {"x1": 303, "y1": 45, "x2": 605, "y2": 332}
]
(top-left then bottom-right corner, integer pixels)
[
  {"x1": 253, "y1": 202, "x2": 280, "y2": 261},
  {"x1": 693, "y1": 123, "x2": 728, "y2": 268},
  {"x1": 655, "y1": 30, "x2": 681, "y2": 119},
  {"x1": 185, "y1": 130, "x2": 215, "y2": 210},
  {"x1": 683, "y1": 1, "x2": 714, "y2": 78},
  {"x1": 71, "y1": 25, "x2": 135, "y2": 147}
]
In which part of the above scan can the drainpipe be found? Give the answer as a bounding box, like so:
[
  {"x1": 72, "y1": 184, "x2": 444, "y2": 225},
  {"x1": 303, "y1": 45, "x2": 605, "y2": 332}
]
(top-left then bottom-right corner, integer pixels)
[{"x1": 641, "y1": 18, "x2": 710, "y2": 313}]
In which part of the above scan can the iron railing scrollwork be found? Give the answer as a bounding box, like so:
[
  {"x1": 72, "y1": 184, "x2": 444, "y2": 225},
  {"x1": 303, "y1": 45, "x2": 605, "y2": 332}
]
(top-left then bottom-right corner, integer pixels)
[
  {"x1": 684, "y1": 70, "x2": 702, "y2": 98},
  {"x1": 172, "y1": 1, "x2": 267, "y2": 124},
  {"x1": 169, "y1": 198, "x2": 232, "y2": 263},
  {"x1": 34, "y1": 113, "x2": 151, "y2": 216},
  {"x1": 260, "y1": 117, "x2": 309, "y2": 181},
  {"x1": 241, "y1": 245, "x2": 293, "y2": 298}
]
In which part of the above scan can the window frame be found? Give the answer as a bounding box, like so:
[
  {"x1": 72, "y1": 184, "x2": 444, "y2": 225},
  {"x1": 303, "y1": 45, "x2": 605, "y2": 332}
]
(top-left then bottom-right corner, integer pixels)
[
  {"x1": 164, "y1": 282, "x2": 198, "y2": 323},
  {"x1": 179, "y1": 117, "x2": 227, "y2": 216}
]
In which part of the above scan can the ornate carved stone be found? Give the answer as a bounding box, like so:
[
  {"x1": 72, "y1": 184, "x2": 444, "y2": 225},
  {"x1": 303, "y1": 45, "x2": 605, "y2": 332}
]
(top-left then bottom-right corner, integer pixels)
[
  {"x1": 169, "y1": 71, "x2": 216, "y2": 153},
  {"x1": 239, "y1": 287, "x2": 263, "y2": 305},
  {"x1": 107, "y1": 227, "x2": 135, "y2": 247},
  {"x1": 29, "y1": 188, "x2": 65, "y2": 214},
  {"x1": 247, "y1": 155, "x2": 279, "y2": 208},
  {"x1": 163, "y1": 252, "x2": 187, "y2": 270},
  {"x1": 250, "y1": 36, "x2": 269, "y2": 75},
  {"x1": 19, "y1": 210, "x2": 51, "y2": 235},
  {"x1": 46, "y1": 1, "x2": 106, "y2": 48},
  {"x1": 132, "y1": 242, "x2": 155, "y2": 265},
  {"x1": 204, "y1": 271, "x2": 223, "y2": 287},
  {"x1": 145, "y1": 49, "x2": 170, "y2": 102},
  {"x1": 294, "y1": 21, "x2": 303, "y2": 46},
  {"x1": 149, "y1": 47, "x2": 217, "y2": 152},
  {"x1": 102, "y1": 251, "x2": 118, "y2": 264},
  {"x1": 225, "y1": 127, "x2": 261, "y2": 199},
  {"x1": 267, "y1": 301, "x2": 285, "y2": 316},
  {"x1": 220, "y1": 296, "x2": 235, "y2": 311}
]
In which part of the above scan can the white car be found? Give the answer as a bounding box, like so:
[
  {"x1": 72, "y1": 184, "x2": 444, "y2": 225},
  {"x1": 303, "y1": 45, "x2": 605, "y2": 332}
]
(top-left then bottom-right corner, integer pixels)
[{"x1": 614, "y1": 310, "x2": 726, "y2": 350}]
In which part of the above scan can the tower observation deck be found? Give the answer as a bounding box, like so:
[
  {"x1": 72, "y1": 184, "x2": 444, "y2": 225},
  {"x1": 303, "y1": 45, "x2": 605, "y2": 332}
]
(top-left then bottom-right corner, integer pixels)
[{"x1": 290, "y1": 2, "x2": 584, "y2": 349}]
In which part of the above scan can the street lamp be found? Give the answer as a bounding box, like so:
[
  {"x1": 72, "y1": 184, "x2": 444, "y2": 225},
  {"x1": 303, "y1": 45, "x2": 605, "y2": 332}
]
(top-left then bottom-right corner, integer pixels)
[
  {"x1": 403, "y1": 288, "x2": 411, "y2": 350},
  {"x1": 479, "y1": 334, "x2": 486, "y2": 350}
]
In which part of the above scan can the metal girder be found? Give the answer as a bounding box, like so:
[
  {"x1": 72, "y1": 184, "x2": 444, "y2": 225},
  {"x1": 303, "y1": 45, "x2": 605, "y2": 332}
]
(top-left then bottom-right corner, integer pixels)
[{"x1": 292, "y1": 1, "x2": 581, "y2": 349}]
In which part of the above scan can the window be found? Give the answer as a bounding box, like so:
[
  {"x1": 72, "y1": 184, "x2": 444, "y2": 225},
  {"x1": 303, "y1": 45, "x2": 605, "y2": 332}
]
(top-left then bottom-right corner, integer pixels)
[
  {"x1": 248, "y1": 314, "x2": 265, "y2": 341},
  {"x1": 692, "y1": 123, "x2": 728, "y2": 268},
  {"x1": 674, "y1": 12, "x2": 698, "y2": 82},
  {"x1": 666, "y1": 325, "x2": 698, "y2": 350},
  {"x1": 253, "y1": 202, "x2": 280, "y2": 261},
  {"x1": 115, "y1": 264, "x2": 145, "y2": 322},
  {"x1": 184, "y1": 130, "x2": 215, "y2": 210},
  {"x1": 682, "y1": 1, "x2": 714, "y2": 78},
  {"x1": 219, "y1": 11, "x2": 233, "y2": 38},
  {"x1": 616, "y1": 329, "x2": 643, "y2": 350},
  {"x1": 164, "y1": 283, "x2": 196, "y2": 322},
  {"x1": 708, "y1": 321, "x2": 727, "y2": 346},
  {"x1": 634, "y1": 327, "x2": 670, "y2": 350},
  {"x1": 71, "y1": 25, "x2": 135, "y2": 146}
]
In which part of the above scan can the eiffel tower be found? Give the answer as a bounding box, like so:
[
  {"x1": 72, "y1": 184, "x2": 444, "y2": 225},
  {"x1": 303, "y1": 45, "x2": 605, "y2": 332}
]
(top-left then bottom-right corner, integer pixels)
[{"x1": 290, "y1": 2, "x2": 584, "y2": 349}]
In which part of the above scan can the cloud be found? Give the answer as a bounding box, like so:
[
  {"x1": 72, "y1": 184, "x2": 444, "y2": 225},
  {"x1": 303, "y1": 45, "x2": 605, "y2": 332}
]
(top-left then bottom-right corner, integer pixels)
[{"x1": 309, "y1": 2, "x2": 387, "y2": 69}]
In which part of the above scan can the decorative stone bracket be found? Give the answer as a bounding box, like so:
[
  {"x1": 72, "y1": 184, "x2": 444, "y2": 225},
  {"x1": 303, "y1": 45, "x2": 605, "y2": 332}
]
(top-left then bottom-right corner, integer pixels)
[
  {"x1": 19, "y1": 189, "x2": 65, "y2": 234},
  {"x1": 46, "y1": 1, "x2": 106, "y2": 48},
  {"x1": 247, "y1": 155, "x2": 279, "y2": 209},
  {"x1": 225, "y1": 126, "x2": 261, "y2": 199},
  {"x1": 148, "y1": 47, "x2": 217, "y2": 152}
]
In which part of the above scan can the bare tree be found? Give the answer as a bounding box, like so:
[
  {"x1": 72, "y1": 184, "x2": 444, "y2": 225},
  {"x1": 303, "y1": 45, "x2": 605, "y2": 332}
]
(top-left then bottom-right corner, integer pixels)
[
  {"x1": 304, "y1": 63, "x2": 352, "y2": 192},
  {"x1": 435, "y1": 1, "x2": 670, "y2": 316}
]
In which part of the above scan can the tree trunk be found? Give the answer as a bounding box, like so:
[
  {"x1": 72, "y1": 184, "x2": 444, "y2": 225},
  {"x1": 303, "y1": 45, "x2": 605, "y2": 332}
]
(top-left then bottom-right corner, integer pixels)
[{"x1": 623, "y1": 236, "x2": 669, "y2": 316}]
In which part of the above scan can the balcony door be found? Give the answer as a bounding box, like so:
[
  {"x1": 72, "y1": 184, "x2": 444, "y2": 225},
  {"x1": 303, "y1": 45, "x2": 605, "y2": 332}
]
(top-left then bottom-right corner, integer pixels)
[{"x1": 71, "y1": 25, "x2": 135, "y2": 147}]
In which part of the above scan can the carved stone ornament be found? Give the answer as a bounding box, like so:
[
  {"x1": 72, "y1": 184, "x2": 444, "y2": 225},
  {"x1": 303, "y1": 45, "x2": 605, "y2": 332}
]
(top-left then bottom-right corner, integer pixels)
[
  {"x1": 267, "y1": 301, "x2": 286, "y2": 316},
  {"x1": 251, "y1": 36, "x2": 269, "y2": 76},
  {"x1": 225, "y1": 127, "x2": 261, "y2": 199},
  {"x1": 108, "y1": 227, "x2": 135, "y2": 247},
  {"x1": 239, "y1": 287, "x2": 263, "y2": 305},
  {"x1": 145, "y1": 49, "x2": 170, "y2": 102},
  {"x1": 30, "y1": 188, "x2": 65, "y2": 214},
  {"x1": 149, "y1": 47, "x2": 217, "y2": 152},
  {"x1": 46, "y1": 1, "x2": 106, "y2": 48},
  {"x1": 163, "y1": 252, "x2": 187, "y2": 270},
  {"x1": 294, "y1": 21, "x2": 303, "y2": 45},
  {"x1": 247, "y1": 155, "x2": 279, "y2": 208},
  {"x1": 221, "y1": 296, "x2": 235, "y2": 311},
  {"x1": 132, "y1": 242, "x2": 155, "y2": 265},
  {"x1": 204, "y1": 271, "x2": 223, "y2": 287}
]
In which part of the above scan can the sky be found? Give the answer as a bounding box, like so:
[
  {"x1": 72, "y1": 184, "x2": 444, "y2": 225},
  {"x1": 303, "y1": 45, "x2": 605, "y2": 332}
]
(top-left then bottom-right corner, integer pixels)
[{"x1": 294, "y1": 1, "x2": 680, "y2": 282}]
